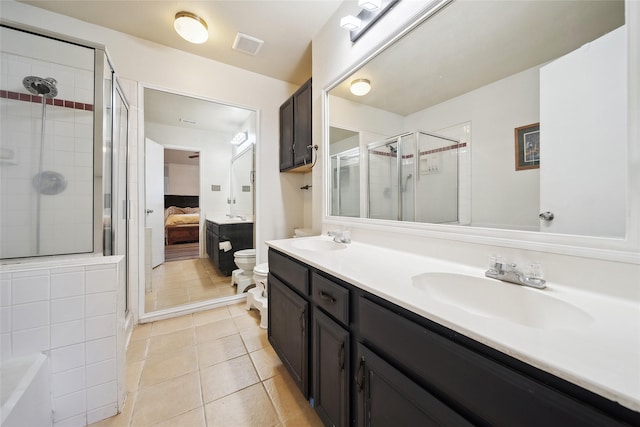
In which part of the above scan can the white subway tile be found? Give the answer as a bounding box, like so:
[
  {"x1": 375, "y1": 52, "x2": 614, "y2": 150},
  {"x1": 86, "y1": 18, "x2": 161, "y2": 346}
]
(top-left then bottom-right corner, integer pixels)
[
  {"x1": 12, "y1": 301, "x2": 49, "y2": 330},
  {"x1": 85, "y1": 292, "x2": 115, "y2": 317},
  {"x1": 86, "y1": 380, "x2": 117, "y2": 411},
  {"x1": 85, "y1": 267, "x2": 116, "y2": 294},
  {"x1": 87, "y1": 403, "x2": 118, "y2": 425},
  {"x1": 0, "y1": 279, "x2": 10, "y2": 306},
  {"x1": 51, "y1": 319, "x2": 84, "y2": 348},
  {"x1": 51, "y1": 296, "x2": 84, "y2": 324},
  {"x1": 86, "y1": 358, "x2": 116, "y2": 388},
  {"x1": 12, "y1": 326, "x2": 49, "y2": 357},
  {"x1": 51, "y1": 271, "x2": 84, "y2": 299},
  {"x1": 85, "y1": 336, "x2": 115, "y2": 364},
  {"x1": 51, "y1": 343, "x2": 85, "y2": 373},
  {"x1": 52, "y1": 366, "x2": 85, "y2": 397},
  {"x1": 0, "y1": 307, "x2": 10, "y2": 333},
  {"x1": 53, "y1": 413, "x2": 87, "y2": 427},
  {"x1": 53, "y1": 390, "x2": 86, "y2": 422},
  {"x1": 85, "y1": 314, "x2": 115, "y2": 341},
  {"x1": 1, "y1": 333, "x2": 11, "y2": 361},
  {"x1": 12, "y1": 274, "x2": 49, "y2": 303}
]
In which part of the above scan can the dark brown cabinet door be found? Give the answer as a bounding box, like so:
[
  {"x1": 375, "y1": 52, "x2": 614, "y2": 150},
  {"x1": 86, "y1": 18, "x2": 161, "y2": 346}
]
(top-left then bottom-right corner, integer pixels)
[
  {"x1": 356, "y1": 343, "x2": 472, "y2": 427},
  {"x1": 268, "y1": 275, "x2": 309, "y2": 397},
  {"x1": 292, "y1": 79, "x2": 312, "y2": 167},
  {"x1": 313, "y1": 309, "x2": 349, "y2": 427},
  {"x1": 279, "y1": 97, "x2": 294, "y2": 171},
  {"x1": 279, "y1": 78, "x2": 311, "y2": 171}
]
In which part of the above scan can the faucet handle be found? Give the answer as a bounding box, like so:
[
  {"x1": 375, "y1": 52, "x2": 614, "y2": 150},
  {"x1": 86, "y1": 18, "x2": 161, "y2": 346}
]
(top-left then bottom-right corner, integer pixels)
[
  {"x1": 524, "y1": 262, "x2": 544, "y2": 279},
  {"x1": 487, "y1": 255, "x2": 504, "y2": 272}
]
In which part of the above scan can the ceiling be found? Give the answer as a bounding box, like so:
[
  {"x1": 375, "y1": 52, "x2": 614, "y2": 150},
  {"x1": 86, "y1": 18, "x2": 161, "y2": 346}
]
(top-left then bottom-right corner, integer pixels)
[
  {"x1": 144, "y1": 87, "x2": 254, "y2": 134},
  {"x1": 19, "y1": 0, "x2": 344, "y2": 85},
  {"x1": 330, "y1": 0, "x2": 624, "y2": 116}
]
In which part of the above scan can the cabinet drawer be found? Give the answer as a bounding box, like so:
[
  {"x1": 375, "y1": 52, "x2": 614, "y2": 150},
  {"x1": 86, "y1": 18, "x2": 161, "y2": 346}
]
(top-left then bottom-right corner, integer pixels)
[
  {"x1": 358, "y1": 296, "x2": 627, "y2": 427},
  {"x1": 268, "y1": 250, "x2": 309, "y2": 295},
  {"x1": 312, "y1": 273, "x2": 349, "y2": 325}
]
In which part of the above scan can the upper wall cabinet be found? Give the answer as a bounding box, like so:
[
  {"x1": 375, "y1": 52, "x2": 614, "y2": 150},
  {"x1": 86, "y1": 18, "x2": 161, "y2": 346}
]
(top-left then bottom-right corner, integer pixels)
[{"x1": 280, "y1": 78, "x2": 312, "y2": 173}]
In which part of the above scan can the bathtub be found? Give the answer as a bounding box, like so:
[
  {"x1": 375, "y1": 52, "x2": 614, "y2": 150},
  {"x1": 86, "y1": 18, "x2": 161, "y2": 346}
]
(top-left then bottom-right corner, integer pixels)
[{"x1": 1, "y1": 353, "x2": 52, "y2": 427}]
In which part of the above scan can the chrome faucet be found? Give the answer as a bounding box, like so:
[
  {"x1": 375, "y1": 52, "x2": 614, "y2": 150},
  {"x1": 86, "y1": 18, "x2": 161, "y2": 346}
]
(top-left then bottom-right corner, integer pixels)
[
  {"x1": 485, "y1": 259, "x2": 546, "y2": 289},
  {"x1": 327, "y1": 229, "x2": 351, "y2": 244}
]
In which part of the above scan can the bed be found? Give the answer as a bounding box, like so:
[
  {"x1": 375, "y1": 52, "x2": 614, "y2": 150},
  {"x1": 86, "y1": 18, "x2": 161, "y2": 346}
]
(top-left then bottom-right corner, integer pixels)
[{"x1": 164, "y1": 195, "x2": 200, "y2": 245}]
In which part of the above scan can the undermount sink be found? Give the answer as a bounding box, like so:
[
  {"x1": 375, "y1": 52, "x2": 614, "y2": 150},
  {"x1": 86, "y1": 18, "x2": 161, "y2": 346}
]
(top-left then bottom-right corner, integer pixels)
[
  {"x1": 412, "y1": 272, "x2": 593, "y2": 330},
  {"x1": 291, "y1": 239, "x2": 347, "y2": 252}
]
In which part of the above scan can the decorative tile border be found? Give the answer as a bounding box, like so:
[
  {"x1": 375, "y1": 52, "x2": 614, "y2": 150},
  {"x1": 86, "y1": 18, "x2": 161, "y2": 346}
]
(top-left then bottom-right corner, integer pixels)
[
  {"x1": 0, "y1": 90, "x2": 93, "y2": 111},
  {"x1": 370, "y1": 142, "x2": 467, "y2": 159}
]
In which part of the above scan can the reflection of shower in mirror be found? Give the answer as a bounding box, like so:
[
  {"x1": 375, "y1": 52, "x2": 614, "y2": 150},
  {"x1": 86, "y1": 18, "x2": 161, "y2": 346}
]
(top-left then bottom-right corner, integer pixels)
[{"x1": 402, "y1": 173, "x2": 413, "y2": 192}]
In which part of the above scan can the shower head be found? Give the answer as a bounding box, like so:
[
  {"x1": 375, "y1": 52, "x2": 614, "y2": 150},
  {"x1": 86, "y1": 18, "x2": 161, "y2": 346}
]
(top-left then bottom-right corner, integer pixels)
[{"x1": 23, "y1": 76, "x2": 58, "y2": 98}]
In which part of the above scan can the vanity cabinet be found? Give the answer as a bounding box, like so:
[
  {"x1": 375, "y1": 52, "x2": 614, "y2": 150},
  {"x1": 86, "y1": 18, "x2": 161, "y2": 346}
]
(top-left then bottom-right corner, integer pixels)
[
  {"x1": 279, "y1": 78, "x2": 312, "y2": 173},
  {"x1": 267, "y1": 248, "x2": 639, "y2": 427},
  {"x1": 205, "y1": 220, "x2": 253, "y2": 276},
  {"x1": 268, "y1": 250, "x2": 310, "y2": 397},
  {"x1": 312, "y1": 273, "x2": 350, "y2": 427}
]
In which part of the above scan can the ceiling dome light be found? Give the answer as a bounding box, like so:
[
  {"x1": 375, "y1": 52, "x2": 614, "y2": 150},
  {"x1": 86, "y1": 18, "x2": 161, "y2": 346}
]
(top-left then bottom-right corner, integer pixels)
[
  {"x1": 350, "y1": 79, "x2": 371, "y2": 96},
  {"x1": 174, "y1": 11, "x2": 208, "y2": 44}
]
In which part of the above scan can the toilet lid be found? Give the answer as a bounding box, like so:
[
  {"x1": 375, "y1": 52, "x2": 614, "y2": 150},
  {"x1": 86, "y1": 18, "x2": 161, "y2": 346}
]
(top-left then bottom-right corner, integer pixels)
[
  {"x1": 234, "y1": 249, "x2": 255, "y2": 258},
  {"x1": 254, "y1": 263, "x2": 269, "y2": 274}
]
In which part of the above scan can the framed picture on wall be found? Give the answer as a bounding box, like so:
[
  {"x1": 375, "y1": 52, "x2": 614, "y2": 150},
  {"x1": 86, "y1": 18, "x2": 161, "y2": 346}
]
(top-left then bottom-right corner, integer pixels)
[{"x1": 514, "y1": 122, "x2": 540, "y2": 171}]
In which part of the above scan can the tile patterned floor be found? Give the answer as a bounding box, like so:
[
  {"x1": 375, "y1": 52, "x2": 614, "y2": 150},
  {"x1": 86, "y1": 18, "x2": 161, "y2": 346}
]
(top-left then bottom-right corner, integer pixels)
[
  {"x1": 145, "y1": 258, "x2": 237, "y2": 312},
  {"x1": 90, "y1": 303, "x2": 324, "y2": 427}
]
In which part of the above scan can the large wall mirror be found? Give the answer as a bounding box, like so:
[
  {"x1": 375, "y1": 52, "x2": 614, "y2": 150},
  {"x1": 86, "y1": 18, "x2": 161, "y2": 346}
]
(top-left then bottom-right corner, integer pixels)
[{"x1": 327, "y1": 0, "x2": 627, "y2": 239}]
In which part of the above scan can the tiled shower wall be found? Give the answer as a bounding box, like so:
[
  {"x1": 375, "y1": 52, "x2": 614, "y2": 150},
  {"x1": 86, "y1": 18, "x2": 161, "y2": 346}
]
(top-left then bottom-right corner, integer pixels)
[
  {"x1": 0, "y1": 256, "x2": 125, "y2": 427},
  {"x1": 0, "y1": 43, "x2": 95, "y2": 258}
]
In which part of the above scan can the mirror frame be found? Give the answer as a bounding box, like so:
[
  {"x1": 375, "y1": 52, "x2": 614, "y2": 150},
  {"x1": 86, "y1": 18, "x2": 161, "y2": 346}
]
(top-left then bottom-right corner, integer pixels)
[{"x1": 322, "y1": 0, "x2": 640, "y2": 263}]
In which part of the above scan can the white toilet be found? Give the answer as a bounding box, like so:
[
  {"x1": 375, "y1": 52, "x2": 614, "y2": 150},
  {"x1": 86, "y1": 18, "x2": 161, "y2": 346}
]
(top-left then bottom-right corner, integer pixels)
[
  {"x1": 246, "y1": 263, "x2": 269, "y2": 329},
  {"x1": 232, "y1": 249, "x2": 256, "y2": 293}
]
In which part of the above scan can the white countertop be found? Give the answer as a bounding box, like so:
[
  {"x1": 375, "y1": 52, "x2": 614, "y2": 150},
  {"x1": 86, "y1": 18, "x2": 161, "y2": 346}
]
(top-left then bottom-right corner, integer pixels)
[
  {"x1": 266, "y1": 235, "x2": 640, "y2": 412},
  {"x1": 205, "y1": 215, "x2": 254, "y2": 225}
]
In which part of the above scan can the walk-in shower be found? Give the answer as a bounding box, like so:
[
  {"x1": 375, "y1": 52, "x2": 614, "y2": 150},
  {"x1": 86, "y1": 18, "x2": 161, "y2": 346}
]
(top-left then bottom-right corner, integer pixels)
[
  {"x1": 0, "y1": 24, "x2": 129, "y2": 260},
  {"x1": 22, "y1": 76, "x2": 67, "y2": 254},
  {"x1": 367, "y1": 131, "x2": 461, "y2": 223}
]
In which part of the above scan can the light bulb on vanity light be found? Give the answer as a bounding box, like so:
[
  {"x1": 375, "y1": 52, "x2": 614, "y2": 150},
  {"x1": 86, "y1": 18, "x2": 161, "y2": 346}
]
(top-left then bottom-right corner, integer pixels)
[
  {"x1": 358, "y1": 0, "x2": 382, "y2": 11},
  {"x1": 350, "y1": 78, "x2": 371, "y2": 96},
  {"x1": 340, "y1": 15, "x2": 362, "y2": 31}
]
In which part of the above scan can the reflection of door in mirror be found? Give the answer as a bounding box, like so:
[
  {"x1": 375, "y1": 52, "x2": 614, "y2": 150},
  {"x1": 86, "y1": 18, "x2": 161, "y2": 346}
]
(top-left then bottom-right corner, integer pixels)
[{"x1": 231, "y1": 146, "x2": 254, "y2": 219}]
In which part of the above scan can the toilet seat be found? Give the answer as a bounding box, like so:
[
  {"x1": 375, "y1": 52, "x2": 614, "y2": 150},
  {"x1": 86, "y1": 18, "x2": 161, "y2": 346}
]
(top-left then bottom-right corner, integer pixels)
[
  {"x1": 234, "y1": 249, "x2": 255, "y2": 258},
  {"x1": 253, "y1": 263, "x2": 268, "y2": 275}
]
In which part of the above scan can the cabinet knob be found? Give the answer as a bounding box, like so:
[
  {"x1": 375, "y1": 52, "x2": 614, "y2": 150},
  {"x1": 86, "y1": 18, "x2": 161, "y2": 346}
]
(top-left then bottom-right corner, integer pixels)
[{"x1": 146, "y1": 209, "x2": 154, "y2": 214}]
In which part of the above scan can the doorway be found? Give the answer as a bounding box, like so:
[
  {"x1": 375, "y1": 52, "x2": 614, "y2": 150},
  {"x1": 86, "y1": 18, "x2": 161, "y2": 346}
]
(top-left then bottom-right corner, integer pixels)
[{"x1": 142, "y1": 86, "x2": 257, "y2": 316}]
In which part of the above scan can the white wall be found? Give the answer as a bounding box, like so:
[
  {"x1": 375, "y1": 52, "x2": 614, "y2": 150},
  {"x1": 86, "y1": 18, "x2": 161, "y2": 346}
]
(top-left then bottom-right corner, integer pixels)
[
  {"x1": 166, "y1": 164, "x2": 199, "y2": 196},
  {"x1": 312, "y1": 1, "x2": 640, "y2": 300}
]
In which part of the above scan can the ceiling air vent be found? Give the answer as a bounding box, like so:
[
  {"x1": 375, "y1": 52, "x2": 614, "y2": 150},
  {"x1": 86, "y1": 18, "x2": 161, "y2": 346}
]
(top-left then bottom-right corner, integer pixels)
[{"x1": 232, "y1": 32, "x2": 264, "y2": 56}]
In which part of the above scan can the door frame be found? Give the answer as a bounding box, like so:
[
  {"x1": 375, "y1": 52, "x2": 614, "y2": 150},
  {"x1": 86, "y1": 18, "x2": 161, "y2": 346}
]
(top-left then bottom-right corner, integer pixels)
[{"x1": 137, "y1": 82, "x2": 260, "y2": 323}]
